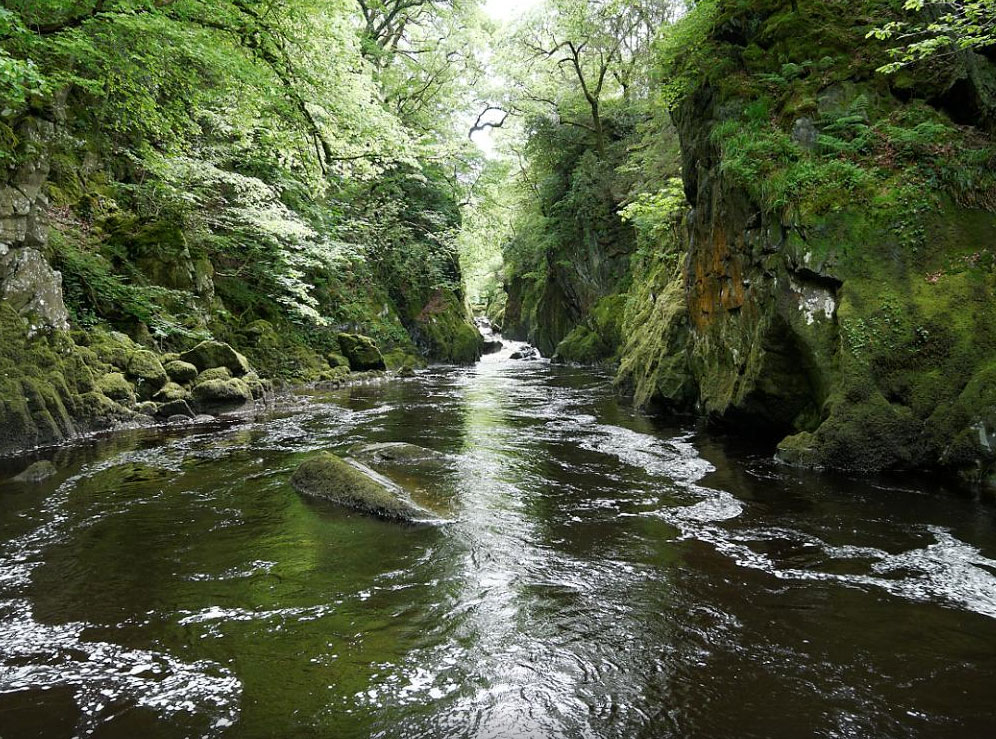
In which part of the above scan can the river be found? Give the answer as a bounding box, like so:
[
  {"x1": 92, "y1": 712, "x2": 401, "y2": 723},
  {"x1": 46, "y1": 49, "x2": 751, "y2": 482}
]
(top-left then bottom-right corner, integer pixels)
[{"x1": 2, "y1": 341, "x2": 996, "y2": 737}]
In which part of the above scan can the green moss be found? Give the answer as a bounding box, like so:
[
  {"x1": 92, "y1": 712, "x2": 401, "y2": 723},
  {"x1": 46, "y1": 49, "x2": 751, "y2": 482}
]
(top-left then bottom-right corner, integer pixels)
[
  {"x1": 126, "y1": 350, "x2": 168, "y2": 399},
  {"x1": 192, "y1": 378, "x2": 253, "y2": 410},
  {"x1": 326, "y1": 353, "x2": 350, "y2": 370},
  {"x1": 290, "y1": 452, "x2": 430, "y2": 522},
  {"x1": 195, "y1": 367, "x2": 232, "y2": 384},
  {"x1": 337, "y1": 333, "x2": 387, "y2": 372},
  {"x1": 381, "y1": 348, "x2": 421, "y2": 371},
  {"x1": 180, "y1": 340, "x2": 251, "y2": 376},
  {"x1": 407, "y1": 289, "x2": 482, "y2": 364},
  {"x1": 152, "y1": 382, "x2": 190, "y2": 403},
  {"x1": 554, "y1": 294, "x2": 627, "y2": 365},
  {"x1": 614, "y1": 242, "x2": 694, "y2": 410},
  {"x1": 164, "y1": 359, "x2": 198, "y2": 384},
  {"x1": 0, "y1": 304, "x2": 125, "y2": 454},
  {"x1": 96, "y1": 372, "x2": 136, "y2": 405}
]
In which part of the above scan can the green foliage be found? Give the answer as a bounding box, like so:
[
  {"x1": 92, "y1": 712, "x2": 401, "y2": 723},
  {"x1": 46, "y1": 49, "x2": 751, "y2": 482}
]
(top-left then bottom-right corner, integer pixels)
[
  {"x1": 654, "y1": 0, "x2": 723, "y2": 110},
  {"x1": 869, "y1": 0, "x2": 996, "y2": 73},
  {"x1": 619, "y1": 177, "x2": 687, "y2": 248}
]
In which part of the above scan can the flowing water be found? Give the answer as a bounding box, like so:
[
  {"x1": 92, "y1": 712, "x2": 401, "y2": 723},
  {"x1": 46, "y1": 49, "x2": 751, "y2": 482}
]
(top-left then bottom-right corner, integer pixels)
[{"x1": 2, "y1": 341, "x2": 996, "y2": 738}]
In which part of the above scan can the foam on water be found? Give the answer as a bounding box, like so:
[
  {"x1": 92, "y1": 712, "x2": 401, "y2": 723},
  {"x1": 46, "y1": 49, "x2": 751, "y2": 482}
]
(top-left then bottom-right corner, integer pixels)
[{"x1": 0, "y1": 448, "x2": 245, "y2": 734}]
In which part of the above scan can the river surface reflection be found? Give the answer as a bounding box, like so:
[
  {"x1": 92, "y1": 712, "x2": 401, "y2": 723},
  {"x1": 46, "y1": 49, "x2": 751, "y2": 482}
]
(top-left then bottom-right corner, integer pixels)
[{"x1": 1, "y1": 344, "x2": 996, "y2": 737}]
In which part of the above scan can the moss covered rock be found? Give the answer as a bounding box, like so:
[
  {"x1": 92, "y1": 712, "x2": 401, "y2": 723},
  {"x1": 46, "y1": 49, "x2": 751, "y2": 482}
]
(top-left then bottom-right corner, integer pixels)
[
  {"x1": 126, "y1": 350, "x2": 168, "y2": 397},
  {"x1": 290, "y1": 452, "x2": 432, "y2": 522},
  {"x1": 180, "y1": 340, "x2": 251, "y2": 376},
  {"x1": 89, "y1": 330, "x2": 138, "y2": 370},
  {"x1": 338, "y1": 333, "x2": 386, "y2": 371},
  {"x1": 192, "y1": 377, "x2": 253, "y2": 410},
  {"x1": 96, "y1": 372, "x2": 135, "y2": 405},
  {"x1": 153, "y1": 382, "x2": 190, "y2": 404},
  {"x1": 326, "y1": 353, "x2": 350, "y2": 370},
  {"x1": 554, "y1": 294, "x2": 626, "y2": 365},
  {"x1": 164, "y1": 359, "x2": 198, "y2": 385},
  {"x1": 195, "y1": 366, "x2": 232, "y2": 384},
  {"x1": 406, "y1": 289, "x2": 483, "y2": 364}
]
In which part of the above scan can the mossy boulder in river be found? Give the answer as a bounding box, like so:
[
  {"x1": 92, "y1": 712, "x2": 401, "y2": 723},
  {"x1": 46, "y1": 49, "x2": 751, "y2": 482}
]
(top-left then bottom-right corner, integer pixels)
[
  {"x1": 164, "y1": 359, "x2": 198, "y2": 384},
  {"x1": 96, "y1": 372, "x2": 136, "y2": 405},
  {"x1": 192, "y1": 377, "x2": 253, "y2": 410},
  {"x1": 291, "y1": 452, "x2": 434, "y2": 522},
  {"x1": 125, "y1": 350, "x2": 168, "y2": 398},
  {"x1": 180, "y1": 340, "x2": 251, "y2": 377},
  {"x1": 337, "y1": 333, "x2": 386, "y2": 371},
  {"x1": 195, "y1": 366, "x2": 232, "y2": 384}
]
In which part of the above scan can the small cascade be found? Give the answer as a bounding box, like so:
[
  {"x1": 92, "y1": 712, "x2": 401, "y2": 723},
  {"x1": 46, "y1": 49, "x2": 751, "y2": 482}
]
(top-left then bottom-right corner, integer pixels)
[{"x1": 474, "y1": 317, "x2": 542, "y2": 362}]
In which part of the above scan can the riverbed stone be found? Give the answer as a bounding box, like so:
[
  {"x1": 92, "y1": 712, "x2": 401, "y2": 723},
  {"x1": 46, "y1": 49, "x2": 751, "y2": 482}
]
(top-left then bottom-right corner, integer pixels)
[
  {"x1": 126, "y1": 350, "x2": 168, "y2": 393},
  {"x1": 96, "y1": 372, "x2": 136, "y2": 405},
  {"x1": 195, "y1": 366, "x2": 232, "y2": 384},
  {"x1": 153, "y1": 382, "x2": 190, "y2": 404},
  {"x1": 192, "y1": 377, "x2": 253, "y2": 409},
  {"x1": 13, "y1": 460, "x2": 58, "y2": 483},
  {"x1": 291, "y1": 452, "x2": 430, "y2": 522},
  {"x1": 180, "y1": 340, "x2": 251, "y2": 376},
  {"x1": 337, "y1": 333, "x2": 387, "y2": 371},
  {"x1": 164, "y1": 359, "x2": 199, "y2": 385},
  {"x1": 158, "y1": 399, "x2": 194, "y2": 418},
  {"x1": 350, "y1": 442, "x2": 447, "y2": 468}
]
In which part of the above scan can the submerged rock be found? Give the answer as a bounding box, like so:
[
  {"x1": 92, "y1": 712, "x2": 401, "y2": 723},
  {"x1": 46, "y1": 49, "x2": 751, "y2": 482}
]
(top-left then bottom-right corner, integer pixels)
[
  {"x1": 12, "y1": 460, "x2": 57, "y2": 483},
  {"x1": 350, "y1": 442, "x2": 447, "y2": 468},
  {"x1": 510, "y1": 347, "x2": 540, "y2": 360},
  {"x1": 291, "y1": 452, "x2": 433, "y2": 522}
]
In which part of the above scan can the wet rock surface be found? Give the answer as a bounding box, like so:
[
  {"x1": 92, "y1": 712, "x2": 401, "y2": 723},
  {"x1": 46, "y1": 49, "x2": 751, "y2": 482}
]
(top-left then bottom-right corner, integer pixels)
[
  {"x1": 291, "y1": 452, "x2": 434, "y2": 522},
  {"x1": 12, "y1": 460, "x2": 58, "y2": 483}
]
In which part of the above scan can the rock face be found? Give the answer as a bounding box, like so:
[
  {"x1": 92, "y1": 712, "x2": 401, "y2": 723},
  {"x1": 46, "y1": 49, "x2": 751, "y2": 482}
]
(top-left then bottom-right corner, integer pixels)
[
  {"x1": 660, "y1": 4, "x2": 996, "y2": 481},
  {"x1": 0, "y1": 246, "x2": 69, "y2": 334},
  {"x1": 498, "y1": 3, "x2": 996, "y2": 486},
  {"x1": 337, "y1": 333, "x2": 387, "y2": 371},
  {"x1": 291, "y1": 452, "x2": 432, "y2": 522}
]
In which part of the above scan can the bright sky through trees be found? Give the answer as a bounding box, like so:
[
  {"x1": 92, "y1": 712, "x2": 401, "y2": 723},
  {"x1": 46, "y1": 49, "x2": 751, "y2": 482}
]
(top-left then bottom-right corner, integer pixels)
[{"x1": 485, "y1": 0, "x2": 541, "y2": 21}]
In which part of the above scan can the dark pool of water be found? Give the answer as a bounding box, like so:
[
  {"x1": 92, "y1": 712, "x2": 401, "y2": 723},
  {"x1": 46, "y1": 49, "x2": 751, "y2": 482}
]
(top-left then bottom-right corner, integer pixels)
[{"x1": 2, "y1": 344, "x2": 996, "y2": 737}]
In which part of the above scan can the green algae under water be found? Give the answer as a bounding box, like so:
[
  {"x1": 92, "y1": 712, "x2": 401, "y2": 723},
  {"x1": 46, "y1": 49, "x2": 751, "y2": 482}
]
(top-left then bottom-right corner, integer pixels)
[{"x1": 2, "y1": 350, "x2": 996, "y2": 738}]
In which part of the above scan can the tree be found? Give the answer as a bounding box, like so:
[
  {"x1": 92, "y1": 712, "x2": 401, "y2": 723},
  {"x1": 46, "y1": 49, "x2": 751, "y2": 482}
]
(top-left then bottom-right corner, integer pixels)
[
  {"x1": 503, "y1": 0, "x2": 678, "y2": 155},
  {"x1": 869, "y1": 0, "x2": 996, "y2": 73}
]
